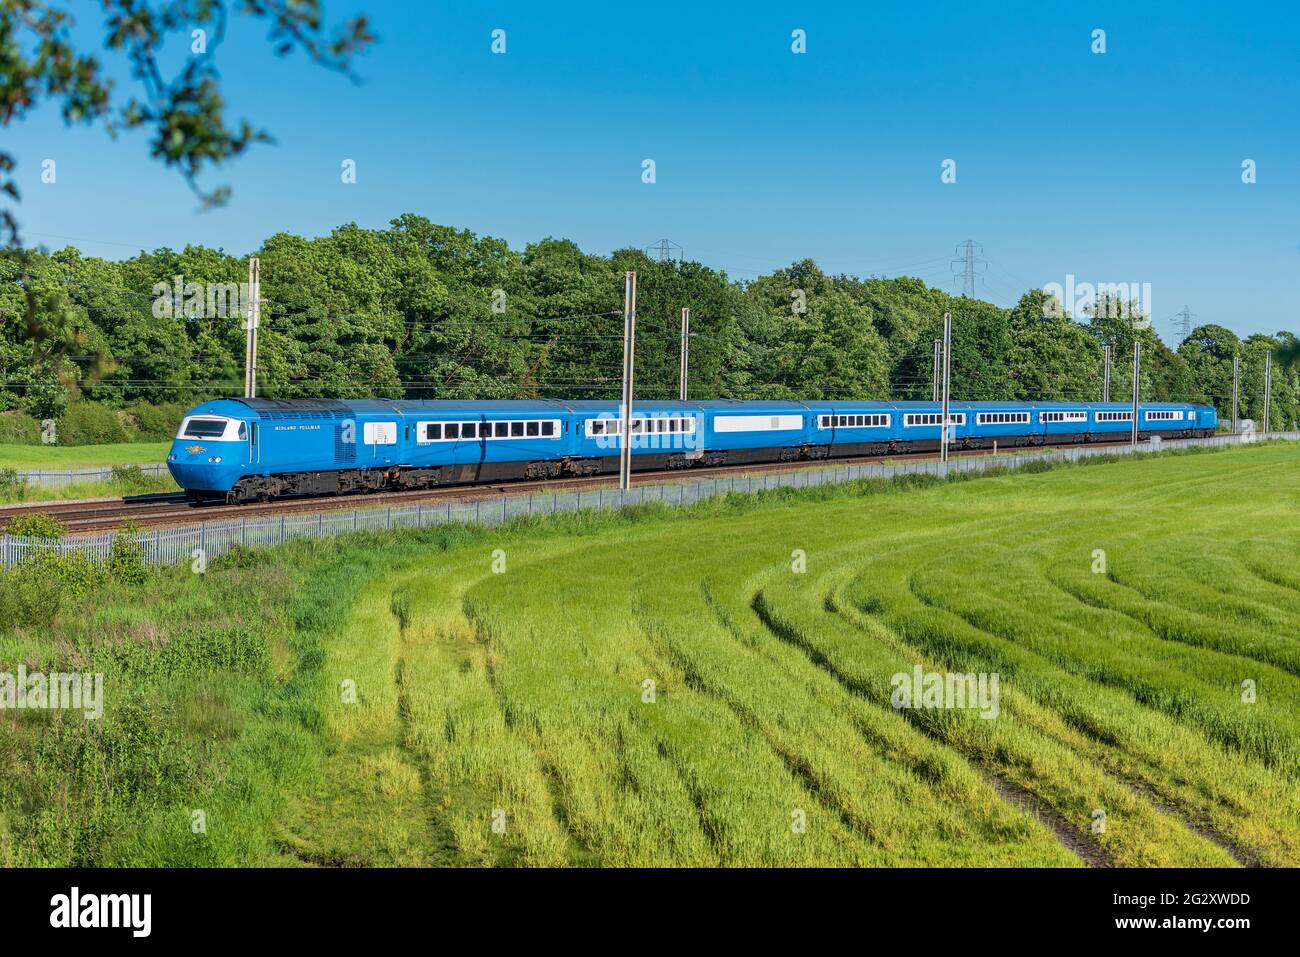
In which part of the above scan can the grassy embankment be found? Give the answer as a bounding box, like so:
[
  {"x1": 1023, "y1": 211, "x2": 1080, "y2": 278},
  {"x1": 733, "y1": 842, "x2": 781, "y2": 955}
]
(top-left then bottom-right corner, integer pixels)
[
  {"x1": 0, "y1": 442, "x2": 176, "y2": 504},
  {"x1": 1, "y1": 441, "x2": 1297, "y2": 866}
]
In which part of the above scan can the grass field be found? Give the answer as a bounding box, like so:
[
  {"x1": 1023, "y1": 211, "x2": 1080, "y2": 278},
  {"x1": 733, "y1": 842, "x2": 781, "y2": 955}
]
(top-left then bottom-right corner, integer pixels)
[
  {"x1": 0, "y1": 441, "x2": 170, "y2": 470},
  {"x1": 2, "y1": 442, "x2": 1298, "y2": 867},
  {"x1": 0, "y1": 442, "x2": 176, "y2": 503}
]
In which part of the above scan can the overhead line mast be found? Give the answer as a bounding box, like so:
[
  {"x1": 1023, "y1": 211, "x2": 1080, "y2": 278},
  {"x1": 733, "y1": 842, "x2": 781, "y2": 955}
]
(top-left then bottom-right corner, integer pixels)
[
  {"x1": 618, "y1": 271, "x2": 637, "y2": 491},
  {"x1": 940, "y1": 311, "x2": 952, "y2": 464},
  {"x1": 243, "y1": 257, "x2": 261, "y2": 398},
  {"x1": 679, "y1": 307, "x2": 690, "y2": 401},
  {"x1": 1130, "y1": 340, "x2": 1141, "y2": 446}
]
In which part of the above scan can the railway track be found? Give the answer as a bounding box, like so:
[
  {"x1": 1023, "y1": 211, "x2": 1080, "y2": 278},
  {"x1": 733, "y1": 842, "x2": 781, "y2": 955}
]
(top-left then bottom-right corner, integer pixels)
[{"x1": 0, "y1": 441, "x2": 1134, "y2": 533}]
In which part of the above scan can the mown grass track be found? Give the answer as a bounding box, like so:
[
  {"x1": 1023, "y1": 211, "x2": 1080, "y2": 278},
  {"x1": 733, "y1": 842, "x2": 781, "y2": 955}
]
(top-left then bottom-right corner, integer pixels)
[{"x1": 2, "y1": 442, "x2": 1298, "y2": 866}]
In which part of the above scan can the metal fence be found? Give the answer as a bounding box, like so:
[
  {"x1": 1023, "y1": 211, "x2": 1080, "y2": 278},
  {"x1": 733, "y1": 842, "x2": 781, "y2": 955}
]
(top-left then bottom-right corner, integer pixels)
[
  {"x1": 2, "y1": 432, "x2": 1293, "y2": 569},
  {"x1": 6, "y1": 462, "x2": 170, "y2": 488}
]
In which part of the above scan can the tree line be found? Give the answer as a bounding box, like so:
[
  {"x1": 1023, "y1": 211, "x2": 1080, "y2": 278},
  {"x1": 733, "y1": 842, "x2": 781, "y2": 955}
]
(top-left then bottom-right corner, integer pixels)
[{"x1": 1, "y1": 213, "x2": 1294, "y2": 432}]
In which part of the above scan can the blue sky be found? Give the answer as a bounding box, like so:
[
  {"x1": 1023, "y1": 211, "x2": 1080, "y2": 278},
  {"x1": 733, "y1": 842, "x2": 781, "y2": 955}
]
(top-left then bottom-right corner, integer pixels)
[{"x1": 6, "y1": 0, "x2": 1297, "y2": 341}]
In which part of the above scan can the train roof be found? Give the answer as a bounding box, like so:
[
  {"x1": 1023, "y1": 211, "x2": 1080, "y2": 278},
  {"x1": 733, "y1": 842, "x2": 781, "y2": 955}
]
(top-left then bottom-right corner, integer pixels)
[{"x1": 212, "y1": 397, "x2": 1212, "y2": 416}]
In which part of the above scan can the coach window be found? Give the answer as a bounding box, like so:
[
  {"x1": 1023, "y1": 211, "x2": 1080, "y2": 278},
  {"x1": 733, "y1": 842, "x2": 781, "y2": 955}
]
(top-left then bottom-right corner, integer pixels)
[
  {"x1": 492, "y1": 421, "x2": 506, "y2": 437},
  {"x1": 541, "y1": 421, "x2": 554, "y2": 437},
  {"x1": 510, "y1": 421, "x2": 524, "y2": 437},
  {"x1": 425, "y1": 423, "x2": 441, "y2": 440},
  {"x1": 445, "y1": 423, "x2": 459, "y2": 440},
  {"x1": 527, "y1": 421, "x2": 540, "y2": 437},
  {"x1": 591, "y1": 420, "x2": 605, "y2": 436}
]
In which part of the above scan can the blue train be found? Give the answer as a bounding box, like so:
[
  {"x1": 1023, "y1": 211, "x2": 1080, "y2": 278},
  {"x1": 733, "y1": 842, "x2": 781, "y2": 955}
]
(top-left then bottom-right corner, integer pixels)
[{"x1": 166, "y1": 398, "x2": 1218, "y2": 502}]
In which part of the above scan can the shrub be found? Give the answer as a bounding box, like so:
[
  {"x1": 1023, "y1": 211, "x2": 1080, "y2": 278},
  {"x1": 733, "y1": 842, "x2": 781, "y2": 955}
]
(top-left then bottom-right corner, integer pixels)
[
  {"x1": 55, "y1": 401, "x2": 131, "y2": 446},
  {"x1": 0, "y1": 468, "x2": 24, "y2": 495},
  {"x1": 0, "y1": 410, "x2": 41, "y2": 444},
  {"x1": 210, "y1": 544, "x2": 269, "y2": 570},
  {"x1": 108, "y1": 522, "x2": 148, "y2": 585},
  {"x1": 109, "y1": 464, "x2": 155, "y2": 493},
  {"x1": 0, "y1": 550, "x2": 95, "y2": 627},
  {"x1": 0, "y1": 560, "x2": 64, "y2": 626},
  {"x1": 123, "y1": 401, "x2": 188, "y2": 441},
  {"x1": 7, "y1": 513, "x2": 67, "y2": 539}
]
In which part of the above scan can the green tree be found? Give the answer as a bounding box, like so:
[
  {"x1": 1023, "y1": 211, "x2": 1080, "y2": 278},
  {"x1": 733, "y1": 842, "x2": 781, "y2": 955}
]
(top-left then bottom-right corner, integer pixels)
[
  {"x1": 1007, "y1": 289, "x2": 1103, "y2": 401},
  {"x1": 1178, "y1": 324, "x2": 1243, "y2": 418}
]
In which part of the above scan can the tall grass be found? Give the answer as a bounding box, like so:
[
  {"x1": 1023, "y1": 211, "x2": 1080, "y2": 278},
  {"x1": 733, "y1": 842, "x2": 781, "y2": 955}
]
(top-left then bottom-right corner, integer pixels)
[{"x1": 1, "y1": 442, "x2": 1297, "y2": 866}]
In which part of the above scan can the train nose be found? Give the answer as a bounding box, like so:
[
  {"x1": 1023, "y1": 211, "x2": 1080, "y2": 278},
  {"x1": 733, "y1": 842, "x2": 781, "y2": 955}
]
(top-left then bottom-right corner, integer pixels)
[{"x1": 167, "y1": 443, "x2": 233, "y2": 492}]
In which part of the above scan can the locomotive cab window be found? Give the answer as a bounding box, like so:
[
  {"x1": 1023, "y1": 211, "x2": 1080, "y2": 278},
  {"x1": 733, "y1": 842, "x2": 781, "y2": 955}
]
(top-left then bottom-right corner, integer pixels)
[{"x1": 181, "y1": 417, "x2": 229, "y2": 439}]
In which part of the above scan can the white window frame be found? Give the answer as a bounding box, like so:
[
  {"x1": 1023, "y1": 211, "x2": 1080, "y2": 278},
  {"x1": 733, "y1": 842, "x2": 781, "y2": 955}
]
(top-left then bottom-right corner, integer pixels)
[
  {"x1": 903, "y1": 413, "x2": 965, "y2": 428},
  {"x1": 712, "y1": 414, "x2": 803, "y2": 433},
  {"x1": 585, "y1": 416, "x2": 697, "y2": 439},
  {"x1": 1040, "y1": 411, "x2": 1088, "y2": 423},
  {"x1": 1143, "y1": 410, "x2": 1184, "y2": 422},
  {"x1": 975, "y1": 411, "x2": 1031, "y2": 426},
  {"x1": 177, "y1": 414, "x2": 246, "y2": 442},
  {"x1": 818, "y1": 413, "x2": 891, "y2": 429},
  {"x1": 1097, "y1": 411, "x2": 1134, "y2": 422},
  {"x1": 363, "y1": 421, "x2": 398, "y2": 445},
  {"x1": 416, "y1": 419, "x2": 561, "y2": 443}
]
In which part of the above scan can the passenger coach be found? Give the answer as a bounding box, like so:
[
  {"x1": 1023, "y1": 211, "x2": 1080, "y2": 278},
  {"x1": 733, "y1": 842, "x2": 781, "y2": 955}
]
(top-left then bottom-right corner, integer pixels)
[{"x1": 167, "y1": 398, "x2": 1218, "y2": 502}]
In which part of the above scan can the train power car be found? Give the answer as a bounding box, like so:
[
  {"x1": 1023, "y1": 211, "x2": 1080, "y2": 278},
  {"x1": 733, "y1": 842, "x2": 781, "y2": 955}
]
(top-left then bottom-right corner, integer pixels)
[{"x1": 167, "y1": 398, "x2": 1218, "y2": 503}]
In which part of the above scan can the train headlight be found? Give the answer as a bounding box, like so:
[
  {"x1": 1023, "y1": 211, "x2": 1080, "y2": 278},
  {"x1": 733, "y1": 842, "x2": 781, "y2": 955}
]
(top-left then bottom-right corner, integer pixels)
[
  {"x1": 208, "y1": 456, "x2": 222, "y2": 463},
  {"x1": 167, "y1": 454, "x2": 176, "y2": 462}
]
